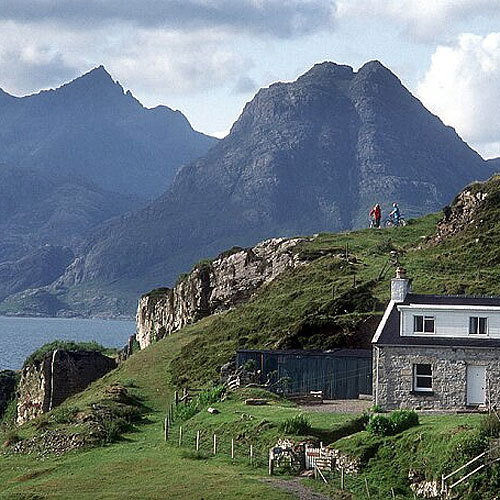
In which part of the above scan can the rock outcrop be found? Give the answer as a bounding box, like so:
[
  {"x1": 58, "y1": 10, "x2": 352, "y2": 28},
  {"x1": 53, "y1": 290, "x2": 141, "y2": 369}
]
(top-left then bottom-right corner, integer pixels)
[
  {"x1": 16, "y1": 350, "x2": 116, "y2": 425},
  {"x1": 136, "y1": 237, "x2": 309, "y2": 349},
  {"x1": 431, "y1": 174, "x2": 500, "y2": 245}
]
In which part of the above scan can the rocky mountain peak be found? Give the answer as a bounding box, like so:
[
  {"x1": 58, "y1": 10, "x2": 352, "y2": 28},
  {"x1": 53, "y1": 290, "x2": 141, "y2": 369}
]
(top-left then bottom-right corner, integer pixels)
[{"x1": 48, "y1": 65, "x2": 133, "y2": 106}]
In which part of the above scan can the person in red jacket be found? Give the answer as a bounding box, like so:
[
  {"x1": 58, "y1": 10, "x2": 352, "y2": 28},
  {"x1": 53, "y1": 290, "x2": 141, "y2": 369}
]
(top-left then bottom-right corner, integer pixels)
[{"x1": 369, "y1": 203, "x2": 381, "y2": 228}]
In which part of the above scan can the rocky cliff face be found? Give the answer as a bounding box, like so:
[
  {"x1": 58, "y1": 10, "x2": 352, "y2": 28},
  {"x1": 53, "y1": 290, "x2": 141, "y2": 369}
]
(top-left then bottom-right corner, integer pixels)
[
  {"x1": 136, "y1": 237, "x2": 309, "y2": 349},
  {"x1": 16, "y1": 350, "x2": 116, "y2": 425},
  {"x1": 431, "y1": 174, "x2": 500, "y2": 245}
]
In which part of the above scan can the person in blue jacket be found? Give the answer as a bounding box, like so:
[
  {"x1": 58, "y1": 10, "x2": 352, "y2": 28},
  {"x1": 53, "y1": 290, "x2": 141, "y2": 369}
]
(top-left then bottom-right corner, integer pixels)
[{"x1": 389, "y1": 202, "x2": 401, "y2": 225}]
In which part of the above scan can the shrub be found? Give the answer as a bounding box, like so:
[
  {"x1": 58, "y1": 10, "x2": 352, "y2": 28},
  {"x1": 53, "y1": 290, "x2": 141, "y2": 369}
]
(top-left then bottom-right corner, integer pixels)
[
  {"x1": 366, "y1": 414, "x2": 393, "y2": 436},
  {"x1": 366, "y1": 410, "x2": 419, "y2": 436},
  {"x1": 454, "y1": 430, "x2": 486, "y2": 462},
  {"x1": 99, "y1": 417, "x2": 131, "y2": 444},
  {"x1": 480, "y1": 413, "x2": 500, "y2": 438},
  {"x1": 4, "y1": 430, "x2": 21, "y2": 446},
  {"x1": 390, "y1": 410, "x2": 419, "y2": 434},
  {"x1": 279, "y1": 414, "x2": 312, "y2": 435},
  {"x1": 52, "y1": 406, "x2": 79, "y2": 424}
]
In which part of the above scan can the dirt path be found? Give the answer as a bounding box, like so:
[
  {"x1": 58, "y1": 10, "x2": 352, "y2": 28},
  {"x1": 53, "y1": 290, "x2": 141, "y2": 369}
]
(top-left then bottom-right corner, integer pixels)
[{"x1": 261, "y1": 478, "x2": 339, "y2": 500}]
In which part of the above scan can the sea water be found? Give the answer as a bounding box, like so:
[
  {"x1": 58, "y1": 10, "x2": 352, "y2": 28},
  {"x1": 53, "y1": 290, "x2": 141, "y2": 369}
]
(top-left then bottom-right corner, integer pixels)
[{"x1": 0, "y1": 316, "x2": 135, "y2": 370}]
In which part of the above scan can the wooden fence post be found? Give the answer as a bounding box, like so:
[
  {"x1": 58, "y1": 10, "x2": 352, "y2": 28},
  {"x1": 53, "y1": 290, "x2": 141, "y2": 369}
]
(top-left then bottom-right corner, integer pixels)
[
  {"x1": 175, "y1": 390, "x2": 179, "y2": 406},
  {"x1": 341, "y1": 467, "x2": 345, "y2": 490},
  {"x1": 196, "y1": 430, "x2": 200, "y2": 451},
  {"x1": 213, "y1": 434, "x2": 217, "y2": 455},
  {"x1": 164, "y1": 417, "x2": 169, "y2": 441},
  {"x1": 231, "y1": 438, "x2": 235, "y2": 460},
  {"x1": 365, "y1": 477, "x2": 371, "y2": 499},
  {"x1": 268, "y1": 453, "x2": 274, "y2": 476},
  {"x1": 178, "y1": 426, "x2": 182, "y2": 446},
  {"x1": 250, "y1": 444, "x2": 253, "y2": 465}
]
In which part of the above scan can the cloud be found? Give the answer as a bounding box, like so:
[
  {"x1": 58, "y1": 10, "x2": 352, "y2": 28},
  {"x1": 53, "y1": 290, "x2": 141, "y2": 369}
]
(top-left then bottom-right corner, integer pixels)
[
  {"x1": 417, "y1": 33, "x2": 500, "y2": 158},
  {"x1": 233, "y1": 76, "x2": 258, "y2": 94},
  {"x1": 337, "y1": 0, "x2": 500, "y2": 41},
  {"x1": 0, "y1": 0, "x2": 336, "y2": 38},
  {"x1": 0, "y1": 21, "x2": 253, "y2": 98}
]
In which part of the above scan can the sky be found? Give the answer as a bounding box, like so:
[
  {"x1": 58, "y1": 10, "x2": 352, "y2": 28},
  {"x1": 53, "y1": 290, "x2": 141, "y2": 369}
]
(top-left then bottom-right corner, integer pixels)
[{"x1": 1, "y1": 1, "x2": 499, "y2": 158}]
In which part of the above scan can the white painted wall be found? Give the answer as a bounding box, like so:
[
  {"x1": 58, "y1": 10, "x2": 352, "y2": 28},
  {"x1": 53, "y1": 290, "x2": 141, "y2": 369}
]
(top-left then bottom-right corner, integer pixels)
[{"x1": 399, "y1": 305, "x2": 500, "y2": 338}]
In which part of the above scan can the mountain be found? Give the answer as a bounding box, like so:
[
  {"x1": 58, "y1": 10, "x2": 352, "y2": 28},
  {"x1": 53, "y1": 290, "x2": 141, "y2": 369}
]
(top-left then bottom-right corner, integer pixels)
[
  {"x1": 0, "y1": 245, "x2": 74, "y2": 302},
  {"x1": 5, "y1": 60, "x2": 498, "y2": 317},
  {"x1": 0, "y1": 67, "x2": 217, "y2": 315},
  {"x1": 0, "y1": 66, "x2": 217, "y2": 199},
  {"x1": 0, "y1": 163, "x2": 137, "y2": 263},
  {"x1": 487, "y1": 157, "x2": 500, "y2": 171}
]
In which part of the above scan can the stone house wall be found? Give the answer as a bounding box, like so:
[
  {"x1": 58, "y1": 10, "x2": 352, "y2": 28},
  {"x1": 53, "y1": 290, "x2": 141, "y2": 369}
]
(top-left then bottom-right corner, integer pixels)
[{"x1": 374, "y1": 345, "x2": 500, "y2": 411}]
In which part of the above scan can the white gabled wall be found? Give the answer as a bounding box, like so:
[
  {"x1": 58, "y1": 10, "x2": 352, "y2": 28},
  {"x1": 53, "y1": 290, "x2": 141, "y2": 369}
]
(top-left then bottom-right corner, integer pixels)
[{"x1": 399, "y1": 305, "x2": 500, "y2": 338}]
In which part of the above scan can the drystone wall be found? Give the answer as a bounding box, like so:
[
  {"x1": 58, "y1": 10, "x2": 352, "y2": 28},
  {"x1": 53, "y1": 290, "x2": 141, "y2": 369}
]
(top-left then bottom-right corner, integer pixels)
[
  {"x1": 16, "y1": 350, "x2": 116, "y2": 425},
  {"x1": 375, "y1": 345, "x2": 500, "y2": 411},
  {"x1": 136, "y1": 237, "x2": 310, "y2": 349}
]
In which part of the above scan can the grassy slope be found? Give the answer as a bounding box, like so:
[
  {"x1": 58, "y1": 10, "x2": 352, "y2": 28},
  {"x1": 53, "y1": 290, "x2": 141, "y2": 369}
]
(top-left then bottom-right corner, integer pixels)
[
  {"x1": 4, "y1": 179, "x2": 500, "y2": 498},
  {"x1": 0, "y1": 329, "x2": 295, "y2": 499},
  {"x1": 171, "y1": 214, "x2": 440, "y2": 387}
]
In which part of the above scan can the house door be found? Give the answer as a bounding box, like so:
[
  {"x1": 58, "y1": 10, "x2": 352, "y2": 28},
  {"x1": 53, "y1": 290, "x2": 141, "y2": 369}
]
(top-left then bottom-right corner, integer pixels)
[{"x1": 467, "y1": 365, "x2": 486, "y2": 405}]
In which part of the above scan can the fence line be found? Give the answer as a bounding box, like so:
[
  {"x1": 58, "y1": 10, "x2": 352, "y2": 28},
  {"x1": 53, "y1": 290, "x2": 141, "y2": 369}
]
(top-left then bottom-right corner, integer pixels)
[{"x1": 164, "y1": 391, "x2": 406, "y2": 498}]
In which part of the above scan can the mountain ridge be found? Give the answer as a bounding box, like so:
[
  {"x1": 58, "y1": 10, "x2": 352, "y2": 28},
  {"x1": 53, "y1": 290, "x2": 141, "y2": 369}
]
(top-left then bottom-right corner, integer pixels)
[
  {"x1": 2, "y1": 60, "x2": 497, "y2": 317},
  {"x1": 0, "y1": 66, "x2": 217, "y2": 199}
]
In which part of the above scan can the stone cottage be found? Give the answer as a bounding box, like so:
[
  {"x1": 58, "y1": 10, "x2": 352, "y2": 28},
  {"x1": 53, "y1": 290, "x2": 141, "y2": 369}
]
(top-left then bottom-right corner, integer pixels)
[{"x1": 372, "y1": 268, "x2": 500, "y2": 411}]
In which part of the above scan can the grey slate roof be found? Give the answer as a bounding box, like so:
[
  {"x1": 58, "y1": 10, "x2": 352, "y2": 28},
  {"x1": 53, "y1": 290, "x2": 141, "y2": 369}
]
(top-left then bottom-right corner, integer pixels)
[
  {"x1": 237, "y1": 348, "x2": 371, "y2": 358},
  {"x1": 374, "y1": 293, "x2": 500, "y2": 348}
]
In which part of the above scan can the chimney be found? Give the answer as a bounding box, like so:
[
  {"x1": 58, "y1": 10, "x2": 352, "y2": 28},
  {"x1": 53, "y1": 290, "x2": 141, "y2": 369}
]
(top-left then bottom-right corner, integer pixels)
[{"x1": 391, "y1": 267, "x2": 411, "y2": 303}]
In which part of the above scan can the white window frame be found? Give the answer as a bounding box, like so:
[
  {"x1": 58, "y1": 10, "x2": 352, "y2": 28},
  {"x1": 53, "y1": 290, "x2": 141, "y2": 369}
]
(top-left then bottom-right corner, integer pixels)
[
  {"x1": 469, "y1": 316, "x2": 488, "y2": 335},
  {"x1": 413, "y1": 364, "x2": 433, "y2": 392},
  {"x1": 413, "y1": 315, "x2": 435, "y2": 334}
]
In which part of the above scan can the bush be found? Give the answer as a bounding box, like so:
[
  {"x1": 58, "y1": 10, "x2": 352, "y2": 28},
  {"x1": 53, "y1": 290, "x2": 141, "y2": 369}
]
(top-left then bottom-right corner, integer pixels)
[
  {"x1": 366, "y1": 414, "x2": 393, "y2": 436},
  {"x1": 279, "y1": 414, "x2": 312, "y2": 435},
  {"x1": 480, "y1": 413, "x2": 500, "y2": 438},
  {"x1": 99, "y1": 417, "x2": 132, "y2": 444},
  {"x1": 51, "y1": 406, "x2": 79, "y2": 424},
  {"x1": 366, "y1": 410, "x2": 419, "y2": 436},
  {"x1": 390, "y1": 410, "x2": 419, "y2": 434}
]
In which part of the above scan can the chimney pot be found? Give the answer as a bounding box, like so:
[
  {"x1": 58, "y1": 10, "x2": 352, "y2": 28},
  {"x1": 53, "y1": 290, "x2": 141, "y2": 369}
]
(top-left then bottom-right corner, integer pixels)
[{"x1": 391, "y1": 268, "x2": 411, "y2": 302}]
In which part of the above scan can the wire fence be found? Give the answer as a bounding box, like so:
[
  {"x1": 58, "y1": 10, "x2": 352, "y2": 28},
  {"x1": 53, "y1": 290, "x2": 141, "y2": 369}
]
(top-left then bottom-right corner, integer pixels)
[
  {"x1": 314, "y1": 468, "x2": 417, "y2": 500},
  {"x1": 162, "y1": 395, "x2": 272, "y2": 471},
  {"x1": 165, "y1": 421, "x2": 271, "y2": 470}
]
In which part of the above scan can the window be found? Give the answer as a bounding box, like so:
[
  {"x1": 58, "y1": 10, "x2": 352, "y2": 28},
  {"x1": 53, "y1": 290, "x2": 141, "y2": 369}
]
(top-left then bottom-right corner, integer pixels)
[
  {"x1": 469, "y1": 317, "x2": 488, "y2": 335},
  {"x1": 413, "y1": 315, "x2": 435, "y2": 333},
  {"x1": 413, "y1": 364, "x2": 432, "y2": 392}
]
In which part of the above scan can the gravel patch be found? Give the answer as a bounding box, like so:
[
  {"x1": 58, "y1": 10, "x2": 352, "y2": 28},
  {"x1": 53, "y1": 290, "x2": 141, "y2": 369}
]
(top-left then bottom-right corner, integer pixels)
[{"x1": 298, "y1": 399, "x2": 372, "y2": 414}]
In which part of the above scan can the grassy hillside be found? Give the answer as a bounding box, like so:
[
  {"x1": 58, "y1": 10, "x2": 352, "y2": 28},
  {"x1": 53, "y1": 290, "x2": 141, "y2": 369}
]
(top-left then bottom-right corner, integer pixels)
[{"x1": 3, "y1": 176, "x2": 500, "y2": 498}]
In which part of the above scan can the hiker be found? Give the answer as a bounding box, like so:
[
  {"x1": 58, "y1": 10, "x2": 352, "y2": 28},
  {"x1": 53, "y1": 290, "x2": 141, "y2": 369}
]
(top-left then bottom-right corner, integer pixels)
[{"x1": 369, "y1": 203, "x2": 382, "y2": 228}]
